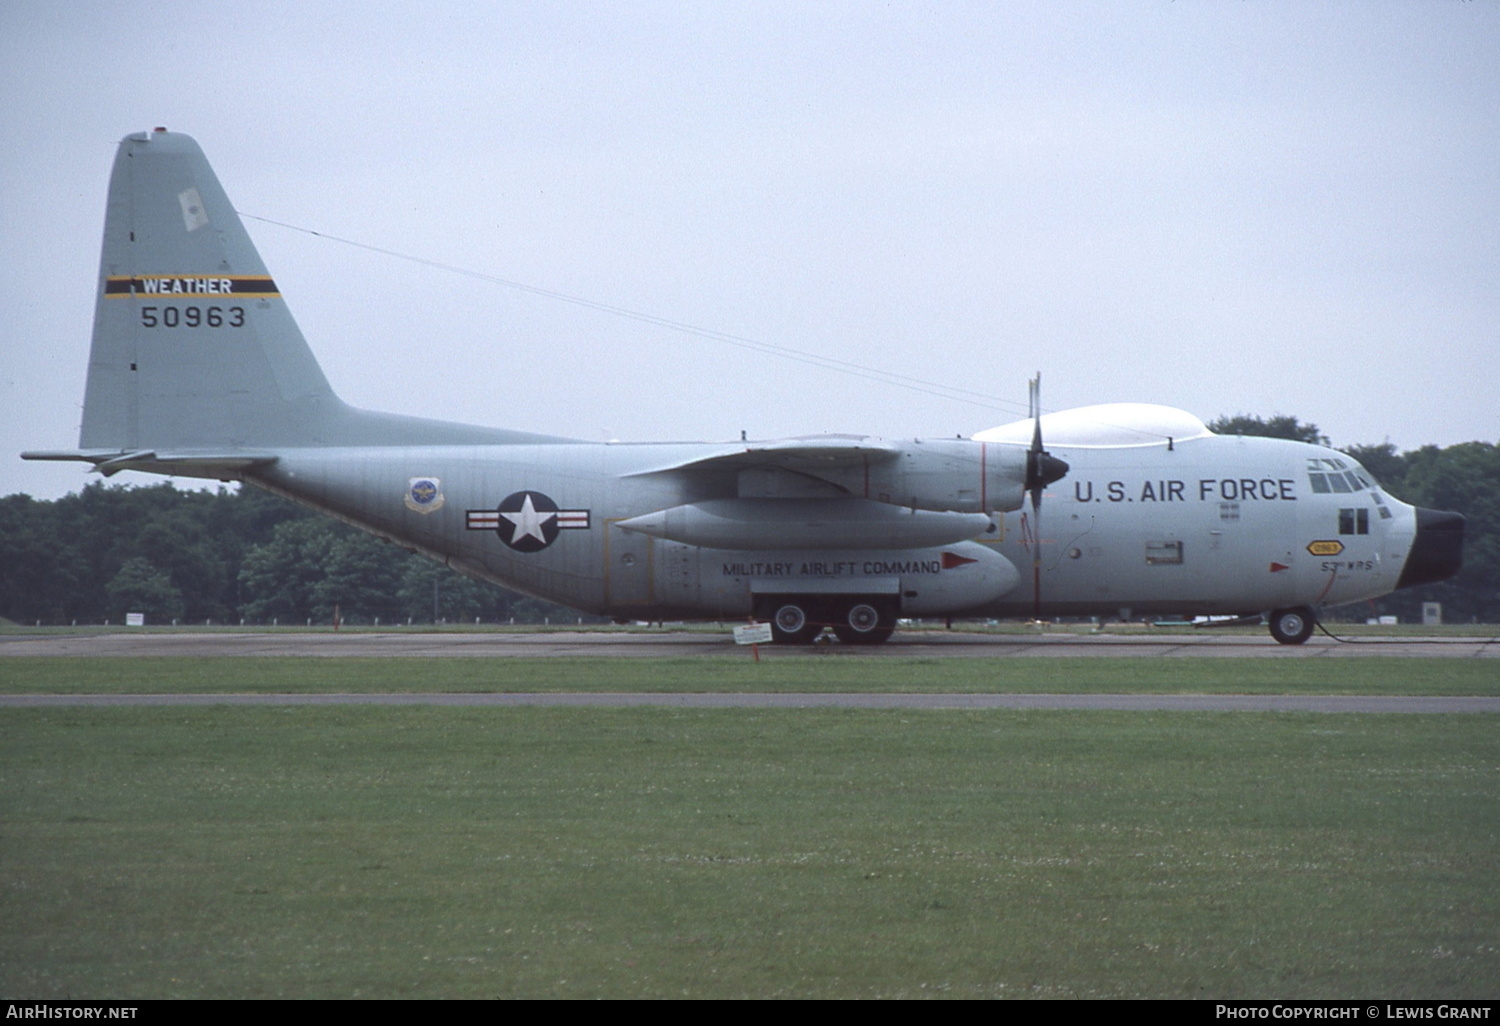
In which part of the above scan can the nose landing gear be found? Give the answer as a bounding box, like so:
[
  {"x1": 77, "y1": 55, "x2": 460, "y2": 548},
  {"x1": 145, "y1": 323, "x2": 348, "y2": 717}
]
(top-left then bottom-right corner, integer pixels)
[{"x1": 1267, "y1": 606, "x2": 1316, "y2": 645}]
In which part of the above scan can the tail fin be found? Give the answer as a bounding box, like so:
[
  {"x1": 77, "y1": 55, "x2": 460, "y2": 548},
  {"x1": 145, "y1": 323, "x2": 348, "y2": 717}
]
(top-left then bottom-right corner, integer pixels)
[
  {"x1": 70, "y1": 129, "x2": 562, "y2": 458},
  {"x1": 81, "y1": 129, "x2": 339, "y2": 451}
]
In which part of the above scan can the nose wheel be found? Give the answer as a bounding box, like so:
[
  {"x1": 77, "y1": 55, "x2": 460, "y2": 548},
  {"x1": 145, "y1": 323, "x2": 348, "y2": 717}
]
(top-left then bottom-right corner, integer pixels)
[{"x1": 1268, "y1": 606, "x2": 1316, "y2": 645}]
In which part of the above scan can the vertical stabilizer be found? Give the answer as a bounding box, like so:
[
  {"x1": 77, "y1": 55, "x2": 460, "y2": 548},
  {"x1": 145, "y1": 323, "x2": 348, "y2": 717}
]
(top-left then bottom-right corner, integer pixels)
[{"x1": 81, "y1": 129, "x2": 340, "y2": 451}]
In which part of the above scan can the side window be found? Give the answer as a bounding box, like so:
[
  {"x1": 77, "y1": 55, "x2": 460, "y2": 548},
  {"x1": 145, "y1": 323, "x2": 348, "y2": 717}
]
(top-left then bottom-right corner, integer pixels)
[{"x1": 1338, "y1": 508, "x2": 1369, "y2": 535}]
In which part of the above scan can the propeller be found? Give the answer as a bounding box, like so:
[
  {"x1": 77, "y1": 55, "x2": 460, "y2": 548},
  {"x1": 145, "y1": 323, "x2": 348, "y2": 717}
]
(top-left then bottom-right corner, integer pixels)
[{"x1": 1023, "y1": 374, "x2": 1070, "y2": 622}]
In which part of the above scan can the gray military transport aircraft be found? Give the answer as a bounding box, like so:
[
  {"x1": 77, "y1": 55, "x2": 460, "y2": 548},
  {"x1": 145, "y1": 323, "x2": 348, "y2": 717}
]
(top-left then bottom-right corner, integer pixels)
[{"x1": 23, "y1": 129, "x2": 1465, "y2": 644}]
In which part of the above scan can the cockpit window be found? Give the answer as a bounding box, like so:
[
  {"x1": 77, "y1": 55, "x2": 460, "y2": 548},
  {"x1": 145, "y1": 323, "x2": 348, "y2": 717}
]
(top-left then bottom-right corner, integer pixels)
[{"x1": 1307, "y1": 458, "x2": 1375, "y2": 495}]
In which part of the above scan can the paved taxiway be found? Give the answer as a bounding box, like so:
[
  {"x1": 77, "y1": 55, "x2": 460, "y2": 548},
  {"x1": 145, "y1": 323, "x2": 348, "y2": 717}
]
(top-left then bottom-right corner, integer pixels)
[
  {"x1": 3, "y1": 692, "x2": 1496, "y2": 712},
  {"x1": 1, "y1": 629, "x2": 1495, "y2": 658}
]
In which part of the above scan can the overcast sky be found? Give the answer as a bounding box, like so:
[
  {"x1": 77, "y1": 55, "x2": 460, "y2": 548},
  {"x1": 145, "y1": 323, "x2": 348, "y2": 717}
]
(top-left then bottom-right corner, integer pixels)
[{"x1": 3, "y1": 1, "x2": 1496, "y2": 501}]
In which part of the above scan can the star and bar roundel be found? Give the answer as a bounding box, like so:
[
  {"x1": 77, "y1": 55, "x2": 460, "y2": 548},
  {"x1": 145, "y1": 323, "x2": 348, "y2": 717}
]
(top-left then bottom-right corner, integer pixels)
[{"x1": 467, "y1": 491, "x2": 591, "y2": 553}]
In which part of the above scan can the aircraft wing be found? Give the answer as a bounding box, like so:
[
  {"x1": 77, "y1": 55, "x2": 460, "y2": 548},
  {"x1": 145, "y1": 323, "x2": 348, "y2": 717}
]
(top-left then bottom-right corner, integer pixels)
[{"x1": 622, "y1": 436, "x2": 903, "y2": 479}]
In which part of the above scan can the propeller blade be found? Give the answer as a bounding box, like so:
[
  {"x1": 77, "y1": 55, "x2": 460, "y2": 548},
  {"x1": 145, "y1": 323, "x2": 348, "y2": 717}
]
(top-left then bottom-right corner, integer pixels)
[
  {"x1": 1023, "y1": 374, "x2": 1070, "y2": 494},
  {"x1": 1029, "y1": 375, "x2": 1042, "y2": 454},
  {"x1": 1022, "y1": 373, "x2": 1070, "y2": 622},
  {"x1": 1032, "y1": 475, "x2": 1044, "y2": 622},
  {"x1": 1030, "y1": 375, "x2": 1043, "y2": 621}
]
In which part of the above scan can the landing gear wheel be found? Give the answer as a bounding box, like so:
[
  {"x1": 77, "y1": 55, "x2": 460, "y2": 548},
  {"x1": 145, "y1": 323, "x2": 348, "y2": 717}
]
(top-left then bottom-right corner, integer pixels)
[
  {"x1": 770, "y1": 602, "x2": 822, "y2": 645},
  {"x1": 1268, "y1": 606, "x2": 1315, "y2": 645},
  {"x1": 831, "y1": 601, "x2": 895, "y2": 645}
]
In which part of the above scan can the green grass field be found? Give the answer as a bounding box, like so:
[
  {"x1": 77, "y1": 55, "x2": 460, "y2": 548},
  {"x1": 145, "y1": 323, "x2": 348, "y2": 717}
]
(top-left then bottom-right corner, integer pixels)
[
  {"x1": 3, "y1": 654, "x2": 1498, "y2": 695},
  {"x1": 2, "y1": 657, "x2": 1497, "y2": 998}
]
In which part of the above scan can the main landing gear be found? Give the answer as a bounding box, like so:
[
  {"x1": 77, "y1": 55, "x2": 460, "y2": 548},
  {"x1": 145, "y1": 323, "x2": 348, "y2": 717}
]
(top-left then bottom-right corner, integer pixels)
[
  {"x1": 762, "y1": 597, "x2": 897, "y2": 645},
  {"x1": 768, "y1": 601, "x2": 822, "y2": 645},
  {"x1": 1267, "y1": 605, "x2": 1316, "y2": 645}
]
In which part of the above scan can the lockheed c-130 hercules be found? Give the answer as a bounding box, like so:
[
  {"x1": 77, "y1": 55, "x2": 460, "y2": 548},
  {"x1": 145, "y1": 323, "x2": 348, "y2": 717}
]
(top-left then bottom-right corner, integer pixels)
[{"x1": 23, "y1": 130, "x2": 1465, "y2": 644}]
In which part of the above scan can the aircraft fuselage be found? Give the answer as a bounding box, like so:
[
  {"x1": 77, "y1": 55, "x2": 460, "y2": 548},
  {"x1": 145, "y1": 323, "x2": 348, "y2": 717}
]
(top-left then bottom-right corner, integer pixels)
[{"x1": 248, "y1": 429, "x2": 1443, "y2": 627}]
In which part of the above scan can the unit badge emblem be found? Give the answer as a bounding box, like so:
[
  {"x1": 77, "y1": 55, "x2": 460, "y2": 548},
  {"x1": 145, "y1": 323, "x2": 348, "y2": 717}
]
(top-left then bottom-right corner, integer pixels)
[
  {"x1": 405, "y1": 477, "x2": 445, "y2": 514},
  {"x1": 467, "y1": 491, "x2": 590, "y2": 552}
]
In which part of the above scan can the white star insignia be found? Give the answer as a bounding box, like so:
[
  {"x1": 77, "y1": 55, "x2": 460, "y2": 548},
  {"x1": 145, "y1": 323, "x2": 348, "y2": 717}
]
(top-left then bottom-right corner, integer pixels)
[{"x1": 502, "y1": 493, "x2": 556, "y2": 545}]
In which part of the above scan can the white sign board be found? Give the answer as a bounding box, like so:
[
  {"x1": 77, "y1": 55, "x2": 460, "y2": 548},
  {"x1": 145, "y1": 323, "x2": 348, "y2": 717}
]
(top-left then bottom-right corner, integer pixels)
[
  {"x1": 125, "y1": 612, "x2": 145, "y2": 627},
  {"x1": 733, "y1": 623, "x2": 773, "y2": 646}
]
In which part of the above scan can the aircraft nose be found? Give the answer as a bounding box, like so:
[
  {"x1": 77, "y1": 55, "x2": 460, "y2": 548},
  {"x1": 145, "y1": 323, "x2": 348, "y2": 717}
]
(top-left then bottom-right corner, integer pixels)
[{"x1": 1396, "y1": 507, "x2": 1465, "y2": 589}]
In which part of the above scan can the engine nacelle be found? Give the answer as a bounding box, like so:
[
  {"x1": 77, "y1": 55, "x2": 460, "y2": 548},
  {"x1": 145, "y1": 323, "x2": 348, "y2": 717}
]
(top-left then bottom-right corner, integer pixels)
[
  {"x1": 726, "y1": 438, "x2": 1034, "y2": 515},
  {"x1": 872, "y1": 438, "x2": 1029, "y2": 514}
]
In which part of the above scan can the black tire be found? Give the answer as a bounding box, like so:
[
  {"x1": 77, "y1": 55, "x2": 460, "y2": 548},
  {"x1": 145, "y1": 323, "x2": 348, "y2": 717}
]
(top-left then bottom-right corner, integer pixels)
[
  {"x1": 1268, "y1": 606, "x2": 1315, "y2": 645},
  {"x1": 770, "y1": 601, "x2": 822, "y2": 645},
  {"x1": 831, "y1": 600, "x2": 895, "y2": 645}
]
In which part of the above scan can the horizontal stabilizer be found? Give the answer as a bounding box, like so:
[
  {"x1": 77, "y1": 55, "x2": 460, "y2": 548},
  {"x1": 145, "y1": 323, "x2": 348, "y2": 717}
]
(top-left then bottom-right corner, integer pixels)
[{"x1": 21, "y1": 448, "x2": 277, "y2": 479}]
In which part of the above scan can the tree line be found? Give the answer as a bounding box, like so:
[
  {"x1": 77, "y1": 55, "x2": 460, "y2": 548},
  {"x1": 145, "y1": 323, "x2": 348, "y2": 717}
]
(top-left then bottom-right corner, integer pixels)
[
  {"x1": 2, "y1": 417, "x2": 1495, "y2": 625},
  {"x1": 0, "y1": 483, "x2": 590, "y2": 626}
]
